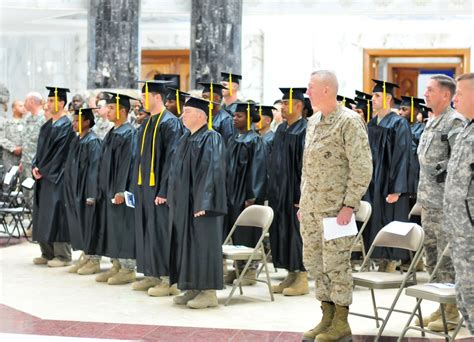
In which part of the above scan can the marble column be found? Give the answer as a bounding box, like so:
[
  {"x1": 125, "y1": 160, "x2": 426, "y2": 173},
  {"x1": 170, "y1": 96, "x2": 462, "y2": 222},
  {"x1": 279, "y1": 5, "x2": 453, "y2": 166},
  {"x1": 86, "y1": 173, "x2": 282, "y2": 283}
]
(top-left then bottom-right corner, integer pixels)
[
  {"x1": 190, "y1": 0, "x2": 242, "y2": 88},
  {"x1": 87, "y1": 0, "x2": 140, "y2": 89}
]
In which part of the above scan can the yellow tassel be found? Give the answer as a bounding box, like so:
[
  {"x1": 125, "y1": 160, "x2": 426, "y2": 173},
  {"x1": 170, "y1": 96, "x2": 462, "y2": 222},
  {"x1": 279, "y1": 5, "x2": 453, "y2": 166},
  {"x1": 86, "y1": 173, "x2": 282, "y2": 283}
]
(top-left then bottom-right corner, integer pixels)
[
  {"x1": 229, "y1": 73, "x2": 233, "y2": 96},
  {"x1": 137, "y1": 116, "x2": 152, "y2": 185},
  {"x1": 259, "y1": 105, "x2": 263, "y2": 130},
  {"x1": 247, "y1": 102, "x2": 251, "y2": 131},
  {"x1": 383, "y1": 81, "x2": 387, "y2": 109},
  {"x1": 367, "y1": 100, "x2": 371, "y2": 122},
  {"x1": 208, "y1": 83, "x2": 214, "y2": 130},
  {"x1": 149, "y1": 109, "x2": 165, "y2": 187},
  {"x1": 145, "y1": 82, "x2": 149, "y2": 111},
  {"x1": 115, "y1": 94, "x2": 120, "y2": 120},
  {"x1": 410, "y1": 96, "x2": 414, "y2": 123},
  {"x1": 78, "y1": 108, "x2": 82, "y2": 135},
  {"x1": 289, "y1": 88, "x2": 293, "y2": 114},
  {"x1": 176, "y1": 89, "x2": 181, "y2": 115},
  {"x1": 54, "y1": 87, "x2": 58, "y2": 112},
  {"x1": 342, "y1": 96, "x2": 346, "y2": 108}
]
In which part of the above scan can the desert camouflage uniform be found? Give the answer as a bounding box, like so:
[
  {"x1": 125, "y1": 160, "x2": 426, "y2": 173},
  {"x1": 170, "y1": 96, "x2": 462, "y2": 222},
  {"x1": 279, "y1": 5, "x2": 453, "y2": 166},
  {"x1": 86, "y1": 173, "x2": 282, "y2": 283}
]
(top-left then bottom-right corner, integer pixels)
[
  {"x1": 0, "y1": 117, "x2": 26, "y2": 173},
  {"x1": 417, "y1": 106, "x2": 464, "y2": 282},
  {"x1": 444, "y1": 120, "x2": 474, "y2": 333},
  {"x1": 300, "y1": 105, "x2": 372, "y2": 306}
]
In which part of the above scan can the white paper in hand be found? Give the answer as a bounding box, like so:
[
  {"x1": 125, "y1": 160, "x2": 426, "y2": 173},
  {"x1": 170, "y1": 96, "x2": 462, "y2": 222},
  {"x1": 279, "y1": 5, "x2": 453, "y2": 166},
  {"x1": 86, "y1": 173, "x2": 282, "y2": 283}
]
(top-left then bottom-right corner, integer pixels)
[
  {"x1": 382, "y1": 221, "x2": 417, "y2": 236},
  {"x1": 323, "y1": 214, "x2": 357, "y2": 241},
  {"x1": 124, "y1": 191, "x2": 135, "y2": 208}
]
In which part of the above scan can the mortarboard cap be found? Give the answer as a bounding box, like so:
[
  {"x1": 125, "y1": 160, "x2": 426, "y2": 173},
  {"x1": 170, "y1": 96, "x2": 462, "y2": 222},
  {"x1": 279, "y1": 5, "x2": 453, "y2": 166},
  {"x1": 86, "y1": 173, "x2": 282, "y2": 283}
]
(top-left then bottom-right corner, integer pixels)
[
  {"x1": 257, "y1": 105, "x2": 275, "y2": 119},
  {"x1": 73, "y1": 107, "x2": 97, "y2": 134},
  {"x1": 393, "y1": 97, "x2": 402, "y2": 109},
  {"x1": 279, "y1": 87, "x2": 307, "y2": 103},
  {"x1": 337, "y1": 95, "x2": 356, "y2": 109},
  {"x1": 137, "y1": 80, "x2": 172, "y2": 94},
  {"x1": 221, "y1": 72, "x2": 242, "y2": 85},
  {"x1": 104, "y1": 92, "x2": 137, "y2": 108},
  {"x1": 166, "y1": 87, "x2": 190, "y2": 102},
  {"x1": 372, "y1": 79, "x2": 399, "y2": 96},
  {"x1": 198, "y1": 82, "x2": 228, "y2": 97},
  {"x1": 46, "y1": 86, "x2": 70, "y2": 104},
  {"x1": 355, "y1": 90, "x2": 373, "y2": 101},
  {"x1": 184, "y1": 97, "x2": 217, "y2": 115},
  {"x1": 419, "y1": 104, "x2": 432, "y2": 119},
  {"x1": 401, "y1": 96, "x2": 425, "y2": 110},
  {"x1": 234, "y1": 102, "x2": 260, "y2": 123}
]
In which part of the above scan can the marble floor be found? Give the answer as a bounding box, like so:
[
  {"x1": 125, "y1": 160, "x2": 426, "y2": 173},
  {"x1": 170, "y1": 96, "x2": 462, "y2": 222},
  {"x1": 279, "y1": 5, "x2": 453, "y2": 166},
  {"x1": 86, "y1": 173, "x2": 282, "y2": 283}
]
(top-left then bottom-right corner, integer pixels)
[{"x1": 0, "y1": 236, "x2": 473, "y2": 341}]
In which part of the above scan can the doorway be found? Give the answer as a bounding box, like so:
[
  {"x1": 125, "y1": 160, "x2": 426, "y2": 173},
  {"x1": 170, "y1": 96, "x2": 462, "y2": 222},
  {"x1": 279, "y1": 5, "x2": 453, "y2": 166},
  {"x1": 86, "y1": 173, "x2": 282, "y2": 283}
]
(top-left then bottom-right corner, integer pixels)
[{"x1": 141, "y1": 50, "x2": 190, "y2": 91}]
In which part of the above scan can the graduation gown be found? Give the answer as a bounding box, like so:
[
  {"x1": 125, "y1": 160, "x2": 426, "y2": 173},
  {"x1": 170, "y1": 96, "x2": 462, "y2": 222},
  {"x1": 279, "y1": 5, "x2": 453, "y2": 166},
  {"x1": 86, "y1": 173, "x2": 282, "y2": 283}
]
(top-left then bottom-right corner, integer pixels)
[
  {"x1": 224, "y1": 130, "x2": 268, "y2": 247},
  {"x1": 94, "y1": 123, "x2": 137, "y2": 259},
  {"x1": 268, "y1": 119, "x2": 306, "y2": 271},
  {"x1": 212, "y1": 109, "x2": 235, "y2": 143},
  {"x1": 63, "y1": 131, "x2": 102, "y2": 253},
  {"x1": 364, "y1": 112, "x2": 412, "y2": 260},
  {"x1": 261, "y1": 130, "x2": 275, "y2": 155},
  {"x1": 168, "y1": 126, "x2": 227, "y2": 290},
  {"x1": 408, "y1": 122, "x2": 425, "y2": 195},
  {"x1": 32, "y1": 116, "x2": 75, "y2": 243},
  {"x1": 134, "y1": 111, "x2": 183, "y2": 278}
]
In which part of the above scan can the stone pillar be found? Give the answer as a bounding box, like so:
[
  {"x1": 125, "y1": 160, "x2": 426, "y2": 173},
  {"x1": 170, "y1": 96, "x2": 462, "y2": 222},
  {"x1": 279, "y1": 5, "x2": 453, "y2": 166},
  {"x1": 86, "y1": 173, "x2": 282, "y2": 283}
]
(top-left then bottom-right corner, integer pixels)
[
  {"x1": 190, "y1": 0, "x2": 242, "y2": 88},
  {"x1": 87, "y1": 0, "x2": 140, "y2": 89}
]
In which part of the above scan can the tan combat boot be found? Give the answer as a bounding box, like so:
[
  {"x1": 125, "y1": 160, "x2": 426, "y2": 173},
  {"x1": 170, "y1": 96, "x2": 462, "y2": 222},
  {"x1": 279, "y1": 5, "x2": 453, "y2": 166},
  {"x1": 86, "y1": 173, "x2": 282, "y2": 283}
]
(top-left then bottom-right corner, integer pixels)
[
  {"x1": 272, "y1": 272, "x2": 297, "y2": 294},
  {"x1": 95, "y1": 260, "x2": 121, "y2": 282},
  {"x1": 316, "y1": 305, "x2": 352, "y2": 342},
  {"x1": 78, "y1": 259, "x2": 101, "y2": 275},
  {"x1": 132, "y1": 277, "x2": 161, "y2": 291},
  {"x1": 148, "y1": 282, "x2": 180, "y2": 297},
  {"x1": 173, "y1": 290, "x2": 200, "y2": 305},
  {"x1": 283, "y1": 272, "x2": 309, "y2": 296},
  {"x1": 302, "y1": 302, "x2": 335, "y2": 341},
  {"x1": 415, "y1": 307, "x2": 441, "y2": 326},
  {"x1": 240, "y1": 269, "x2": 257, "y2": 286},
  {"x1": 68, "y1": 254, "x2": 89, "y2": 273},
  {"x1": 108, "y1": 268, "x2": 136, "y2": 285},
  {"x1": 187, "y1": 290, "x2": 218, "y2": 309},
  {"x1": 48, "y1": 258, "x2": 72, "y2": 268},
  {"x1": 385, "y1": 260, "x2": 399, "y2": 273},
  {"x1": 427, "y1": 304, "x2": 460, "y2": 332},
  {"x1": 377, "y1": 259, "x2": 388, "y2": 272},
  {"x1": 33, "y1": 256, "x2": 50, "y2": 265},
  {"x1": 224, "y1": 270, "x2": 237, "y2": 285}
]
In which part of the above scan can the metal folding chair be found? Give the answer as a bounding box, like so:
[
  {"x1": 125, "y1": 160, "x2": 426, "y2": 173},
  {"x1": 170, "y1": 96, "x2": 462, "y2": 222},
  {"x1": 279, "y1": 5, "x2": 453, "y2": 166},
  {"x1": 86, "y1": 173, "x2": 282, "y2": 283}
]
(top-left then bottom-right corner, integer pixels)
[
  {"x1": 350, "y1": 222, "x2": 425, "y2": 341},
  {"x1": 222, "y1": 205, "x2": 274, "y2": 306},
  {"x1": 350, "y1": 200, "x2": 372, "y2": 259}
]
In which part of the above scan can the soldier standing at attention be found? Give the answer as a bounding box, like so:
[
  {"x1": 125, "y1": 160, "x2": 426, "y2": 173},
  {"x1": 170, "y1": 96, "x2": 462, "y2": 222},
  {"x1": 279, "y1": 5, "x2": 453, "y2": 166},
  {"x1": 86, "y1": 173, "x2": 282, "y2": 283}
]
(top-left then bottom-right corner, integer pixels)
[
  {"x1": 443, "y1": 73, "x2": 474, "y2": 334},
  {"x1": 0, "y1": 100, "x2": 26, "y2": 173},
  {"x1": 417, "y1": 74, "x2": 465, "y2": 331},
  {"x1": 300, "y1": 70, "x2": 372, "y2": 342}
]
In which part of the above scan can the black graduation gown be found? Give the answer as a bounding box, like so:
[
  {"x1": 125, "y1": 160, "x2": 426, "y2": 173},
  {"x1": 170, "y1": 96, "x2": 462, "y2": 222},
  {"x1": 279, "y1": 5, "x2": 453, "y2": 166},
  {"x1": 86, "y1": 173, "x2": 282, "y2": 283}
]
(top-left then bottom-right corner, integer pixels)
[
  {"x1": 94, "y1": 123, "x2": 137, "y2": 259},
  {"x1": 261, "y1": 130, "x2": 275, "y2": 155},
  {"x1": 363, "y1": 112, "x2": 412, "y2": 260},
  {"x1": 134, "y1": 111, "x2": 183, "y2": 277},
  {"x1": 63, "y1": 131, "x2": 102, "y2": 252},
  {"x1": 32, "y1": 116, "x2": 75, "y2": 243},
  {"x1": 168, "y1": 126, "x2": 227, "y2": 290},
  {"x1": 212, "y1": 109, "x2": 235, "y2": 143},
  {"x1": 224, "y1": 130, "x2": 268, "y2": 247},
  {"x1": 268, "y1": 119, "x2": 306, "y2": 271},
  {"x1": 407, "y1": 122, "x2": 425, "y2": 195}
]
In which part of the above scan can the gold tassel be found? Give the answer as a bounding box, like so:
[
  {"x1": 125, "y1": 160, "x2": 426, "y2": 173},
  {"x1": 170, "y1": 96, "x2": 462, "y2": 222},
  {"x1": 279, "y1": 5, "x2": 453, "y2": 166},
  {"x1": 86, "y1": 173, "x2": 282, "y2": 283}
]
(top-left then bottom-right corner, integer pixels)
[
  {"x1": 208, "y1": 83, "x2": 214, "y2": 130},
  {"x1": 149, "y1": 109, "x2": 165, "y2": 186},
  {"x1": 176, "y1": 89, "x2": 181, "y2": 115},
  {"x1": 247, "y1": 102, "x2": 251, "y2": 131},
  {"x1": 229, "y1": 73, "x2": 233, "y2": 96},
  {"x1": 289, "y1": 88, "x2": 293, "y2": 114},
  {"x1": 342, "y1": 96, "x2": 346, "y2": 108},
  {"x1": 410, "y1": 96, "x2": 414, "y2": 123},
  {"x1": 382, "y1": 81, "x2": 387, "y2": 109},
  {"x1": 78, "y1": 108, "x2": 82, "y2": 135},
  {"x1": 54, "y1": 87, "x2": 58, "y2": 112},
  {"x1": 115, "y1": 94, "x2": 120, "y2": 120},
  {"x1": 145, "y1": 82, "x2": 149, "y2": 111},
  {"x1": 137, "y1": 116, "x2": 152, "y2": 185},
  {"x1": 259, "y1": 105, "x2": 263, "y2": 130},
  {"x1": 367, "y1": 100, "x2": 371, "y2": 122}
]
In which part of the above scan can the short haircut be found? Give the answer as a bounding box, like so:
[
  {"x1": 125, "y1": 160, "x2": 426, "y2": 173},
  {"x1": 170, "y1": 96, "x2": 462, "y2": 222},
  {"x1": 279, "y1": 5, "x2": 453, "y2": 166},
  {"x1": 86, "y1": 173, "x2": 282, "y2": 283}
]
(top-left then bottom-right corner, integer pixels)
[
  {"x1": 456, "y1": 72, "x2": 474, "y2": 83},
  {"x1": 273, "y1": 99, "x2": 282, "y2": 105},
  {"x1": 26, "y1": 92, "x2": 43, "y2": 104},
  {"x1": 311, "y1": 70, "x2": 339, "y2": 93},
  {"x1": 430, "y1": 74, "x2": 456, "y2": 97}
]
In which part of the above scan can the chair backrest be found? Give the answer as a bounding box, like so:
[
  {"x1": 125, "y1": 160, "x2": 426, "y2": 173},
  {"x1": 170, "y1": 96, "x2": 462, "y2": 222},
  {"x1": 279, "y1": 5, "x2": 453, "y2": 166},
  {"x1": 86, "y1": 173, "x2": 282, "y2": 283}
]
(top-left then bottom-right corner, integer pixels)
[
  {"x1": 233, "y1": 205, "x2": 274, "y2": 231},
  {"x1": 21, "y1": 177, "x2": 35, "y2": 190},
  {"x1": 372, "y1": 223, "x2": 424, "y2": 252},
  {"x1": 355, "y1": 201, "x2": 372, "y2": 224},
  {"x1": 408, "y1": 202, "x2": 422, "y2": 218}
]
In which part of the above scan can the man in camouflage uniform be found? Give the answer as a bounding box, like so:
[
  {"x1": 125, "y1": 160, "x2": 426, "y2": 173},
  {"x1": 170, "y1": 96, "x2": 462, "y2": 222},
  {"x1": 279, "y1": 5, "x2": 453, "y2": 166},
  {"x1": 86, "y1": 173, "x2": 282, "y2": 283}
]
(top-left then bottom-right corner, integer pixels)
[
  {"x1": 300, "y1": 70, "x2": 372, "y2": 342},
  {"x1": 22, "y1": 92, "x2": 47, "y2": 174},
  {"x1": 444, "y1": 73, "x2": 474, "y2": 334},
  {"x1": 417, "y1": 74, "x2": 465, "y2": 331},
  {"x1": 93, "y1": 99, "x2": 113, "y2": 139},
  {"x1": 0, "y1": 100, "x2": 26, "y2": 173}
]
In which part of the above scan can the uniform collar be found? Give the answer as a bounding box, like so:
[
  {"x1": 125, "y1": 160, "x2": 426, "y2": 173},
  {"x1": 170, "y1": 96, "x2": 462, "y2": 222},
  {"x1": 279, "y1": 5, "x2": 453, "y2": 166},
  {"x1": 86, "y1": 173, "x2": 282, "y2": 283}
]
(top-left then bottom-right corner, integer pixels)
[{"x1": 320, "y1": 105, "x2": 342, "y2": 124}]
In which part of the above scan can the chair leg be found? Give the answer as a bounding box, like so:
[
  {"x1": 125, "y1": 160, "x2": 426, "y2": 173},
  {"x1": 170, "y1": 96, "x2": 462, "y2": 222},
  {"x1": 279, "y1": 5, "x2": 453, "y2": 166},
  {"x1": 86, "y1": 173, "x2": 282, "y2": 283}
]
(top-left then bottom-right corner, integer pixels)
[
  {"x1": 417, "y1": 300, "x2": 426, "y2": 337},
  {"x1": 234, "y1": 266, "x2": 243, "y2": 295},
  {"x1": 370, "y1": 289, "x2": 380, "y2": 328},
  {"x1": 439, "y1": 304, "x2": 449, "y2": 341},
  {"x1": 261, "y1": 247, "x2": 274, "y2": 302},
  {"x1": 375, "y1": 284, "x2": 406, "y2": 340}
]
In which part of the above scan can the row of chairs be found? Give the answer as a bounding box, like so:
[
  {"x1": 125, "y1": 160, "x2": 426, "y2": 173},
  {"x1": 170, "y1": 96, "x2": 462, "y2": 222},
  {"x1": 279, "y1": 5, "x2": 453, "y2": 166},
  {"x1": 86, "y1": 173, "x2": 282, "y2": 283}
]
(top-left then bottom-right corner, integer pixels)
[
  {"x1": 222, "y1": 202, "x2": 464, "y2": 341},
  {"x1": 0, "y1": 165, "x2": 34, "y2": 246}
]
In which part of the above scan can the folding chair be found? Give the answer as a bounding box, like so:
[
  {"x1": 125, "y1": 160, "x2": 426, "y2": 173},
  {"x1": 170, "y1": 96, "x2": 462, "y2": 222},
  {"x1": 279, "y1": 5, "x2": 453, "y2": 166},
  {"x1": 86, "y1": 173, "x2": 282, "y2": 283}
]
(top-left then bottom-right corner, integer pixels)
[
  {"x1": 409, "y1": 202, "x2": 422, "y2": 219},
  {"x1": 350, "y1": 222, "x2": 425, "y2": 341},
  {"x1": 398, "y1": 243, "x2": 465, "y2": 342},
  {"x1": 222, "y1": 205, "x2": 274, "y2": 306},
  {"x1": 350, "y1": 200, "x2": 372, "y2": 259}
]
